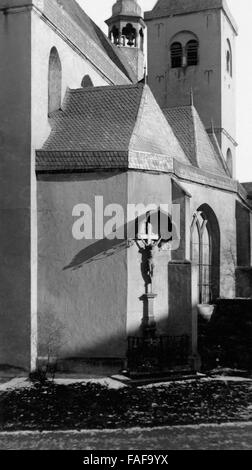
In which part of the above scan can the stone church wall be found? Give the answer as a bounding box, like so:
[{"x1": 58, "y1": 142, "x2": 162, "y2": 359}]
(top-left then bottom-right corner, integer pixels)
[{"x1": 37, "y1": 171, "x2": 128, "y2": 362}]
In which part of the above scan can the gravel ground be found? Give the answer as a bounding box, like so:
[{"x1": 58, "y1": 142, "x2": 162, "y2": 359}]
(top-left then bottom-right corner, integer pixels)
[
  {"x1": 0, "y1": 423, "x2": 251, "y2": 450},
  {"x1": 0, "y1": 379, "x2": 251, "y2": 431}
]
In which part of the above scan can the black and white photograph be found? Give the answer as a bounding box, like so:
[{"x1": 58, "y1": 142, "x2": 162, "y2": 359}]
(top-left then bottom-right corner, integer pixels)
[{"x1": 0, "y1": 0, "x2": 251, "y2": 456}]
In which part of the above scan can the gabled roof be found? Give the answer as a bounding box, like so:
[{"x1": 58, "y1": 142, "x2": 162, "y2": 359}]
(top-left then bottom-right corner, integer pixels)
[
  {"x1": 145, "y1": 0, "x2": 238, "y2": 34},
  {"x1": 36, "y1": 84, "x2": 188, "y2": 172},
  {"x1": 163, "y1": 105, "x2": 228, "y2": 177}
]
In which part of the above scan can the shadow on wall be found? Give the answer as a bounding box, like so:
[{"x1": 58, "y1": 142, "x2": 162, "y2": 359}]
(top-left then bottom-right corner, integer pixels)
[
  {"x1": 64, "y1": 236, "x2": 126, "y2": 270},
  {"x1": 64, "y1": 209, "x2": 178, "y2": 271},
  {"x1": 38, "y1": 314, "x2": 191, "y2": 375},
  {"x1": 37, "y1": 213, "x2": 186, "y2": 372}
]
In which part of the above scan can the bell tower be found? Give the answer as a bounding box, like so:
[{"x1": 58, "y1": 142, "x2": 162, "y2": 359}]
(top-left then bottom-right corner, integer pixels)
[
  {"x1": 145, "y1": 0, "x2": 238, "y2": 176},
  {"x1": 106, "y1": 0, "x2": 145, "y2": 81}
]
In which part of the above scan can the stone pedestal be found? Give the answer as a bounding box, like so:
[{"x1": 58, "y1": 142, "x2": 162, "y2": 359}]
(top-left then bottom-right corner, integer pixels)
[{"x1": 142, "y1": 292, "x2": 157, "y2": 338}]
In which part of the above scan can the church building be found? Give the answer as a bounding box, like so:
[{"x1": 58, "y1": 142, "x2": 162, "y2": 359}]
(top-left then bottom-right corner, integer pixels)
[{"x1": 0, "y1": 0, "x2": 251, "y2": 374}]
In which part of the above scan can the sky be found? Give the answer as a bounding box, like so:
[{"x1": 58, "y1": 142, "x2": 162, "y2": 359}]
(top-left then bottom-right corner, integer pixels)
[{"x1": 77, "y1": 0, "x2": 252, "y2": 182}]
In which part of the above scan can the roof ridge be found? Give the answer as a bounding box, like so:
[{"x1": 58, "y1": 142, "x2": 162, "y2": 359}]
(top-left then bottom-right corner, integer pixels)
[
  {"x1": 69, "y1": 83, "x2": 144, "y2": 94},
  {"x1": 190, "y1": 106, "x2": 199, "y2": 167},
  {"x1": 208, "y1": 130, "x2": 230, "y2": 176},
  {"x1": 129, "y1": 85, "x2": 149, "y2": 150},
  {"x1": 163, "y1": 104, "x2": 193, "y2": 111},
  {"x1": 192, "y1": 106, "x2": 228, "y2": 175}
]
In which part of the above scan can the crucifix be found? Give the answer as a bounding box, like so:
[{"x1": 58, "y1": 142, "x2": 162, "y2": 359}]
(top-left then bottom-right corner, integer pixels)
[{"x1": 136, "y1": 214, "x2": 161, "y2": 337}]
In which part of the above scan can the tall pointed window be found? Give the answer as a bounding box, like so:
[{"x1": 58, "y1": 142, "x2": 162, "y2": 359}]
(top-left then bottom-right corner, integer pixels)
[
  {"x1": 186, "y1": 40, "x2": 199, "y2": 66},
  {"x1": 170, "y1": 42, "x2": 183, "y2": 68},
  {"x1": 48, "y1": 47, "x2": 62, "y2": 115},
  {"x1": 191, "y1": 212, "x2": 212, "y2": 304}
]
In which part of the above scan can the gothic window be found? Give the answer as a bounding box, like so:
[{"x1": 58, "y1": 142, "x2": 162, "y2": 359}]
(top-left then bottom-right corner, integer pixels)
[
  {"x1": 186, "y1": 40, "x2": 199, "y2": 66},
  {"x1": 191, "y1": 212, "x2": 212, "y2": 304},
  {"x1": 226, "y1": 39, "x2": 232, "y2": 76},
  {"x1": 122, "y1": 23, "x2": 137, "y2": 47},
  {"x1": 81, "y1": 75, "x2": 94, "y2": 88},
  {"x1": 48, "y1": 47, "x2": 62, "y2": 115},
  {"x1": 170, "y1": 42, "x2": 183, "y2": 68}
]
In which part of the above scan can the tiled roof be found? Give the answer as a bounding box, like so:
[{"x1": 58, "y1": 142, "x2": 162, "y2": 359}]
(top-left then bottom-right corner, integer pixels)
[
  {"x1": 163, "y1": 105, "x2": 228, "y2": 176},
  {"x1": 144, "y1": 0, "x2": 238, "y2": 33},
  {"x1": 42, "y1": 84, "x2": 143, "y2": 153},
  {"x1": 36, "y1": 84, "x2": 188, "y2": 171}
]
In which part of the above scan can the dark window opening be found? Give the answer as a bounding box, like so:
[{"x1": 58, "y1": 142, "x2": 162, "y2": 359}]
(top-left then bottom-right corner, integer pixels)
[
  {"x1": 170, "y1": 42, "x2": 182, "y2": 68},
  {"x1": 226, "y1": 40, "x2": 232, "y2": 77},
  {"x1": 122, "y1": 23, "x2": 137, "y2": 47},
  {"x1": 81, "y1": 75, "x2": 94, "y2": 88},
  {"x1": 139, "y1": 28, "x2": 144, "y2": 51},
  {"x1": 186, "y1": 40, "x2": 199, "y2": 66},
  {"x1": 48, "y1": 47, "x2": 62, "y2": 115},
  {"x1": 111, "y1": 26, "x2": 119, "y2": 45},
  {"x1": 226, "y1": 148, "x2": 233, "y2": 177}
]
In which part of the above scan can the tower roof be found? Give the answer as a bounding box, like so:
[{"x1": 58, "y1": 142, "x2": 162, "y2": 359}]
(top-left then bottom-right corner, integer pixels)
[
  {"x1": 145, "y1": 0, "x2": 238, "y2": 34},
  {"x1": 112, "y1": 0, "x2": 142, "y2": 18}
]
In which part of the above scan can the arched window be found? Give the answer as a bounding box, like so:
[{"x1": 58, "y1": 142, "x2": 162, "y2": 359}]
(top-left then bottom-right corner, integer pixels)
[
  {"x1": 48, "y1": 47, "x2": 62, "y2": 115},
  {"x1": 226, "y1": 39, "x2": 232, "y2": 77},
  {"x1": 111, "y1": 26, "x2": 119, "y2": 45},
  {"x1": 191, "y1": 213, "x2": 211, "y2": 304},
  {"x1": 170, "y1": 42, "x2": 183, "y2": 68},
  {"x1": 81, "y1": 75, "x2": 94, "y2": 88},
  {"x1": 191, "y1": 207, "x2": 220, "y2": 304},
  {"x1": 122, "y1": 23, "x2": 137, "y2": 47},
  {"x1": 186, "y1": 40, "x2": 199, "y2": 66},
  {"x1": 226, "y1": 148, "x2": 233, "y2": 177}
]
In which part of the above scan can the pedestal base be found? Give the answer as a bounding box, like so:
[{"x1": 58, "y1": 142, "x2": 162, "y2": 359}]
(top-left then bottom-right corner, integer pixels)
[{"x1": 141, "y1": 292, "x2": 157, "y2": 338}]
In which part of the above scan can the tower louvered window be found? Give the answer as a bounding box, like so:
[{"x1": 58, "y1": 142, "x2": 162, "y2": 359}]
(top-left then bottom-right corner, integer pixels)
[
  {"x1": 186, "y1": 40, "x2": 199, "y2": 66},
  {"x1": 170, "y1": 42, "x2": 183, "y2": 68}
]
